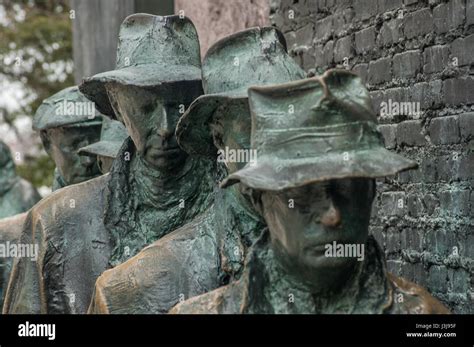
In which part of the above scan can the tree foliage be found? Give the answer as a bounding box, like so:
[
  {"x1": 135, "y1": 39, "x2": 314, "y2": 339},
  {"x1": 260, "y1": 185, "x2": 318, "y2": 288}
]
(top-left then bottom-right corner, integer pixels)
[
  {"x1": 0, "y1": 0, "x2": 73, "y2": 124},
  {"x1": 0, "y1": 0, "x2": 73, "y2": 188}
]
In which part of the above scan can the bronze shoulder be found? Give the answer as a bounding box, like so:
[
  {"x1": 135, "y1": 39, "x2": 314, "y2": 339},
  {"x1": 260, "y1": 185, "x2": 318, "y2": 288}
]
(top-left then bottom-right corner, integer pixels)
[{"x1": 387, "y1": 273, "x2": 450, "y2": 314}]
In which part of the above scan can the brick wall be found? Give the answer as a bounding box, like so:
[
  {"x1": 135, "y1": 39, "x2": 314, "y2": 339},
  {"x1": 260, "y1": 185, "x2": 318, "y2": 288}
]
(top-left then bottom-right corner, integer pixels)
[{"x1": 270, "y1": 0, "x2": 473, "y2": 313}]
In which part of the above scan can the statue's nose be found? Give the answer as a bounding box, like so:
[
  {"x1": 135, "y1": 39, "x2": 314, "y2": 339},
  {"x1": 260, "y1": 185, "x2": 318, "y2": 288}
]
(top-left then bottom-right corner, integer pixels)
[
  {"x1": 321, "y1": 201, "x2": 341, "y2": 228},
  {"x1": 157, "y1": 106, "x2": 173, "y2": 140}
]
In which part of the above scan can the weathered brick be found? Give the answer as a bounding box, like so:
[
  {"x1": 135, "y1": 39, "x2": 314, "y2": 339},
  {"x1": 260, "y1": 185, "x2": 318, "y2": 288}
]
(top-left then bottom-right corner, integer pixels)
[
  {"x1": 378, "y1": 124, "x2": 397, "y2": 149},
  {"x1": 377, "y1": 0, "x2": 402, "y2": 12},
  {"x1": 396, "y1": 120, "x2": 426, "y2": 146},
  {"x1": 407, "y1": 194, "x2": 423, "y2": 217},
  {"x1": 420, "y1": 158, "x2": 438, "y2": 183},
  {"x1": 428, "y1": 265, "x2": 448, "y2": 293},
  {"x1": 436, "y1": 154, "x2": 458, "y2": 182},
  {"x1": 355, "y1": 26, "x2": 375, "y2": 54},
  {"x1": 386, "y1": 230, "x2": 401, "y2": 254},
  {"x1": 423, "y1": 45, "x2": 450, "y2": 73},
  {"x1": 448, "y1": 269, "x2": 470, "y2": 294},
  {"x1": 459, "y1": 112, "x2": 474, "y2": 142},
  {"x1": 370, "y1": 90, "x2": 385, "y2": 116},
  {"x1": 424, "y1": 194, "x2": 439, "y2": 215},
  {"x1": 314, "y1": 16, "x2": 333, "y2": 43},
  {"x1": 428, "y1": 116, "x2": 460, "y2": 145},
  {"x1": 401, "y1": 228, "x2": 422, "y2": 251},
  {"x1": 353, "y1": 0, "x2": 379, "y2": 20},
  {"x1": 439, "y1": 190, "x2": 471, "y2": 216},
  {"x1": 380, "y1": 191, "x2": 406, "y2": 217},
  {"x1": 451, "y1": 34, "x2": 474, "y2": 66},
  {"x1": 315, "y1": 40, "x2": 334, "y2": 67},
  {"x1": 403, "y1": 8, "x2": 434, "y2": 39},
  {"x1": 378, "y1": 19, "x2": 401, "y2": 46},
  {"x1": 468, "y1": 0, "x2": 474, "y2": 26},
  {"x1": 407, "y1": 81, "x2": 442, "y2": 110},
  {"x1": 433, "y1": 0, "x2": 465, "y2": 33},
  {"x1": 294, "y1": 23, "x2": 314, "y2": 47},
  {"x1": 368, "y1": 57, "x2": 392, "y2": 85},
  {"x1": 443, "y1": 77, "x2": 474, "y2": 105},
  {"x1": 425, "y1": 229, "x2": 456, "y2": 256},
  {"x1": 458, "y1": 153, "x2": 474, "y2": 180},
  {"x1": 334, "y1": 35, "x2": 353, "y2": 63},
  {"x1": 393, "y1": 50, "x2": 422, "y2": 79},
  {"x1": 352, "y1": 63, "x2": 368, "y2": 84}
]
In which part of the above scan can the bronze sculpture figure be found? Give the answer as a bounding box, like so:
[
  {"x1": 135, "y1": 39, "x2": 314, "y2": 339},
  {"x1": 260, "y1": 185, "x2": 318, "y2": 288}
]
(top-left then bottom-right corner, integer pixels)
[
  {"x1": 78, "y1": 117, "x2": 128, "y2": 174},
  {"x1": 0, "y1": 141, "x2": 41, "y2": 308},
  {"x1": 0, "y1": 141, "x2": 41, "y2": 218},
  {"x1": 3, "y1": 14, "x2": 214, "y2": 314},
  {"x1": 87, "y1": 27, "x2": 306, "y2": 314},
  {"x1": 33, "y1": 86, "x2": 103, "y2": 191},
  {"x1": 171, "y1": 70, "x2": 450, "y2": 314}
]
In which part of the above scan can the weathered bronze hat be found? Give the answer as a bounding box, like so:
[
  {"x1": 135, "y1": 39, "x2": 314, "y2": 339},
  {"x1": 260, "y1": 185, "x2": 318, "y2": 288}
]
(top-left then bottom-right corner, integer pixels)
[
  {"x1": 79, "y1": 14, "x2": 202, "y2": 118},
  {"x1": 176, "y1": 26, "x2": 306, "y2": 157},
  {"x1": 78, "y1": 117, "x2": 128, "y2": 159},
  {"x1": 221, "y1": 69, "x2": 418, "y2": 191},
  {"x1": 33, "y1": 86, "x2": 103, "y2": 131}
]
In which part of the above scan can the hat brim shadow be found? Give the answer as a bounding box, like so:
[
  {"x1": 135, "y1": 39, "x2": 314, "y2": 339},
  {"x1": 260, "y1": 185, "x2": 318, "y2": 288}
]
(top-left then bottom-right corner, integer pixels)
[
  {"x1": 176, "y1": 90, "x2": 247, "y2": 157},
  {"x1": 220, "y1": 147, "x2": 418, "y2": 191},
  {"x1": 79, "y1": 64, "x2": 202, "y2": 118},
  {"x1": 78, "y1": 140, "x2": 125, "y2": 159}
]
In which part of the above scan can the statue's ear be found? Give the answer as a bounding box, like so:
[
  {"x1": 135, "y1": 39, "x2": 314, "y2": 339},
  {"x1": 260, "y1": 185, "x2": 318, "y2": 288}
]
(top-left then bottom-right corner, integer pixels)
[{"x1": 40, "y1": 130, "x2": 52, "y2": 153}]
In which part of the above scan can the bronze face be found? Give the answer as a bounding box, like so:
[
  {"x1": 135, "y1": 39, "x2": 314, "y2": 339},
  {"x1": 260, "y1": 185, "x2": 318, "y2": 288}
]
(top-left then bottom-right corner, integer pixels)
[
  {"x1": 259, "y1": 178, "x2": 375, "y2": 291},
  {"x1": 42, "y1": 124, "x2": 101, "y2": 185},
  {"x1": 210, "y1": 100, "x2": 252, "y2": 174},
  {"x1": 105, "y1": 83, "x2": 200, "y2": 172}
]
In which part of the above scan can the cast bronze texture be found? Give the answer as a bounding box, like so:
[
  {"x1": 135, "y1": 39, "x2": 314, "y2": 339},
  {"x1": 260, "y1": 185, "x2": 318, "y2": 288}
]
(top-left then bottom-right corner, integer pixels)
[
  {"x1": 86, "y1": 26, "x2": 305, "y2": 314},
  {"x1": 78, "y1": 117, "x2": 129, "y2": 174},
  {"x1": 33, "y1": 86, "x2": 103, "y2": 190},
  {"x1": 171, "y1": 71, "x2": 449, "y2": 314},
  {"x1": 3, "y1": 14, "x2": 214, "y2": 314}
]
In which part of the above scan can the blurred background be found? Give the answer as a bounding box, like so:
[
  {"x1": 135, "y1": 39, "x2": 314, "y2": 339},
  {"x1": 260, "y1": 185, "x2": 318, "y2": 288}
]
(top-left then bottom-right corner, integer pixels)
[{"x1": 0, "y1": 0, "x2": 269, "y2": 193}]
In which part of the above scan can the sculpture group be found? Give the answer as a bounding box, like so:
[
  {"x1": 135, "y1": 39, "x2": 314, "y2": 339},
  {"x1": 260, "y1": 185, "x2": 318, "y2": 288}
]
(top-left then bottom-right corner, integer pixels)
[{"x1": 0, "y1": 14, "x2": 449, "y2": 314}]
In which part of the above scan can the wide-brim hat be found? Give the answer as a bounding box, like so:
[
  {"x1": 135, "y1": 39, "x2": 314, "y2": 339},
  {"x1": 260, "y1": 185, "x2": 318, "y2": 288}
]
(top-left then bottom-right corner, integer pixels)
[
  {"x1": 221, "y1": 70, "x2": 418, "y2": 191},
  {"x1": 78, "y1": 118, "x2": 128, "y2": 158},
  {"x1": 176, "y1": 26, "x2": 306, "y2": 157},
  {"x1": 33, "y1": 86, "x2": 103, "y2": 131},
  {"x1": 79, "y1": 14, "x2": 202, "y2": 118}
]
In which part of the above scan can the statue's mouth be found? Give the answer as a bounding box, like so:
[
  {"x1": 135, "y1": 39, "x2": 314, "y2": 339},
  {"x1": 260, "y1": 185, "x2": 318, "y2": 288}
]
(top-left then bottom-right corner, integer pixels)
[{"x1": 149, "y1": 146, "x2": 181, "y2": 158}]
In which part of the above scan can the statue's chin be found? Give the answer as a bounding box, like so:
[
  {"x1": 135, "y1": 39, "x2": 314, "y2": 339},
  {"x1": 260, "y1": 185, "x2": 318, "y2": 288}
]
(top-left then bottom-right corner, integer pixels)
[
  {"x1": 144, "y1": 153, "x2": 188, "y2": 173},
  {"x1": 281, "y1": 252, "x2": 359, "y2": 294}
]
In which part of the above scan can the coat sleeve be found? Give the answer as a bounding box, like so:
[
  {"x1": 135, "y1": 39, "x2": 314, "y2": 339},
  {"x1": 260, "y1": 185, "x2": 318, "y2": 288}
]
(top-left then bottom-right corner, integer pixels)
[
  {"x1": 87, "y1": 274, "x2": 111, "y2": 314},
  {"x1": 2, "y1": 209, "x2": 45, "y2": 313}
]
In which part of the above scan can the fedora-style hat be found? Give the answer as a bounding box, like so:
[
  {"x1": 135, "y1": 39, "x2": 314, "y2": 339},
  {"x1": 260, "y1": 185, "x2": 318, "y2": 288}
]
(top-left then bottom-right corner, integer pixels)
[
  {"x1": 221, "y1": 69, "x2": 418, "y2": 191},
  {"x1": 176, "y1": 26, "x2": 306, "y2": 157},
  {"x1": 79, "y1": 14, "x2": 202, "y2": 118},
  {"x1": 78, "y1": 117, "x2": 128, "y2": 159},
  {"x1": 33, "y1": 86, "x2": 103, "y2": 131}
]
